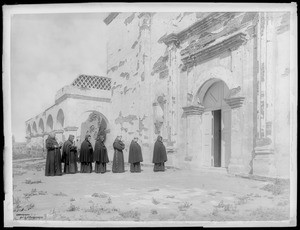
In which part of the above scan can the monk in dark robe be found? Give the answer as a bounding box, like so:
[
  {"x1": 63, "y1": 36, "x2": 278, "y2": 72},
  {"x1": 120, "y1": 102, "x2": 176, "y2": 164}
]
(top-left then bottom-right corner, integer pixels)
[
  {"x1": 61, "y1": 135, "x2": 78, "y2": 174},
  {"x1": 93, "y1": 135, "x2": 109, "y2": 173},
  {"x1": 112, "y1": 136, "x2": 125, "y2": 173},
  {"x1": 45, "y1": 132, "x2": 62, "y2": 176},
  {"x1": 128, "y1": 137, "x2": 143, "y2": 173},
  {"x1": 152, "y1": 135, "x2": 168, "y2": 172},
  {"x1": 79, "y1": 134, "x2": 94, "y2": 173}
]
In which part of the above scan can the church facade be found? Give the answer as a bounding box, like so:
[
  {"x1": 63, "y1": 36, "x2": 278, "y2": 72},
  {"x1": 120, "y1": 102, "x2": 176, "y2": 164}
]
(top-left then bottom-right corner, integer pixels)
[{"x1": 25, "y1": 12, "x2": 291, "y2": 178}]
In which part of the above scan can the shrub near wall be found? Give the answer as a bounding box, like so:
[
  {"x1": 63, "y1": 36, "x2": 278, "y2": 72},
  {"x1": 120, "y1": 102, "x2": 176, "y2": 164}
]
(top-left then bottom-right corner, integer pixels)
[{"x1": 13, "y1": 143, "x2": 46, "y2": 160}]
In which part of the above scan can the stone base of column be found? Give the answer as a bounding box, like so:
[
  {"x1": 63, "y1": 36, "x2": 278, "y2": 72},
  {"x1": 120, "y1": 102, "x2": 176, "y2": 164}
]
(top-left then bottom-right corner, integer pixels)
[
  {"x1": 228, "y1": 158, "x2": 251, "y2": 175},
  {"x1": 252, "y1": 146, "x2": 277, "y2": 178}
]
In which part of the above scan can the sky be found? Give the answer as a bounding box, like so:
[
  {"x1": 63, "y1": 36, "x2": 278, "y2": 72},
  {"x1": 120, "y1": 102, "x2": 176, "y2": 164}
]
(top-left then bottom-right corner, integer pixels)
[{"x1": 10, "y1": 13, "x2": 107, "y2": 142}]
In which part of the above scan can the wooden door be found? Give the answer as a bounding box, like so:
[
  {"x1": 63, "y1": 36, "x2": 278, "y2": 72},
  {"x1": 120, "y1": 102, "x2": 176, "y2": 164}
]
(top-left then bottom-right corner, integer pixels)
[
  {"x1": 221, "y1": 107, "x2": 231, "y2": 167},
  {"x1": 202, "y1": 111, "x2": 213, "y2": 167}
]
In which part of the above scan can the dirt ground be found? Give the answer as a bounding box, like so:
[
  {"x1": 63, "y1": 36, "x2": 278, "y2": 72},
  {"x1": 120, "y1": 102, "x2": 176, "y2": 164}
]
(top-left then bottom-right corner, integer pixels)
[{"x1": 12, "y1": 157, "x2": 290, "y2": 223}]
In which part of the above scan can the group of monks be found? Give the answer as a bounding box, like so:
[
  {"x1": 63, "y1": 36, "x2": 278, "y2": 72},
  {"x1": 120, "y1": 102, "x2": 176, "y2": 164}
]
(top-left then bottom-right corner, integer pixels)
[{"x1": 44, "y1": 132, "x2": 168, "y2": 176}]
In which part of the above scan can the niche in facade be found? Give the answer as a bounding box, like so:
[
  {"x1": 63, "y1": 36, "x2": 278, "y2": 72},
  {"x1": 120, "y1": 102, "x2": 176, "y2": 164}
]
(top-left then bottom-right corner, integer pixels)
[{"x1": 153, "y1": 95, "x2": 166, "y2": 134}]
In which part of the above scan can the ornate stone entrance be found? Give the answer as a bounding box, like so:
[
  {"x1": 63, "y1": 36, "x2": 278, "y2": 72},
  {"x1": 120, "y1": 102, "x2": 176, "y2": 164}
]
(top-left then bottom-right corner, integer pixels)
[
  {"x1": 183, "y1": 78, "x2": 247, "y2": 172},
  {"x1": 75, "y1": 110, "x2": 109, "y2": 148}
]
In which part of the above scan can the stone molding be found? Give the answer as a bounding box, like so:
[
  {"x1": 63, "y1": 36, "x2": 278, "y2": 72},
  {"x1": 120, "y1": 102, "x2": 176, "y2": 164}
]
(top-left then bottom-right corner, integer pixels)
[
  {"x1": 182, "y1": 105, "x2": 204, "y2": 116},
  {"x1": 181, "y1": 33, "x2": 247, "y2": 71},
  {"x1": 254, "y1": 146, "x2": 275, "y2": 155},
  {"x1": 64, "y1": 126, "x2": 79, "y2": 131},
  {"x1": 224, "y1": 96, "x2": 245, "y2": 109},
  {"x1": 55, "y1": 94, "x2": 111, "y2": 104},
  {"x1": 55, "y1": 129, "x2": 64, "y2": 134},
  {"x1": 163, "y1": 12, "x2": 242, "y2": 46}
]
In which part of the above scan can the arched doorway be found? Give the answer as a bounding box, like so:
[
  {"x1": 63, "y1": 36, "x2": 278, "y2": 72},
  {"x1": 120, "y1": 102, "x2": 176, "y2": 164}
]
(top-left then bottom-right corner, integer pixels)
[
  {"x1": 56, "y1": 109, "x2": 65, "y2": 130},
  {"x1": 26, "y1": 124, "x2": 31, "y2": 136},
  {"x1": 32, "y1": 122, "x2": 37, "y2": 135},
  {"x1": 77, "y1": 111, "x2": 108, "y2": 148},
  {"x1": 46, "y1": 115, "x2": 54, "y2": 133},
  {"x1": 38, "y1": 118, "x2": 45, "y2": 133},
  {"x1": 197, "y1": 79, "x2": 231, "y2": 168}
]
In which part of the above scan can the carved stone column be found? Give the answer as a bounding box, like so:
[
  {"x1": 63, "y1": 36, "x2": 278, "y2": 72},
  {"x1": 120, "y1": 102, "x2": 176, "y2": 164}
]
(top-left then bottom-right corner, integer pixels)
[
  {"x1": 163, "y1": 35, "x2": 181, "y2": 151},
  {"x1": 252, "y1": 12, "x2": 277, "y2": 177},
  {"x1": 182, "y1": 105, "x2": 204, "y2": 168}
]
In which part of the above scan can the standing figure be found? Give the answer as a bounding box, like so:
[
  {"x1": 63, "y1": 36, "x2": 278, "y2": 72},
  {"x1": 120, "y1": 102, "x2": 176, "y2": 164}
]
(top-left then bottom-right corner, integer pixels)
[
  {"x1": 79, "y1": 134, "x2": 94, "y2": 173},
  {"x1": 61, "y1": 134, "x2": 78, "y2": 174},
  {"x1": 128, "y1": 137, "x2": 143, "y2": 173},
  {"x1": 152, "y1": 135, "x2": 168, "y2": 172},
  {"x1": 45, "y1": 132, "x2": 62, "y2": 176},
  {"x1": 93, "y1": 135, "x2": 109, "y2": 173},
  {"x1": 112, "y1": 136, "x2": 125, "y2": 173}
]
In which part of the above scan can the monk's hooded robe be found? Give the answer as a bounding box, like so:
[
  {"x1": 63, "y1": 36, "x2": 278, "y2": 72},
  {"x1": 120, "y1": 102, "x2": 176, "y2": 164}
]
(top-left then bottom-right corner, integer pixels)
[
  {"x1": 152, "y1": 137, "x2": 168, "y2": 172},
  {"x1": 112, "y1": 138, "x2": 125, "y2": 173},
  {"x1": 79, "y1": 136, "x2": 94, "y2": 173},
  {"x1": 45, "y1": 136, "x2": 62, "y2": 176},
  {"x1": 128, "y1": 140, "x2": 143, "y2": 173},
  {"x1": 61, "y1": 136, "x2": 78, "y2": 174},
  {"x1": 93, "y1": 139, "x2": 109, "y2": 173}
]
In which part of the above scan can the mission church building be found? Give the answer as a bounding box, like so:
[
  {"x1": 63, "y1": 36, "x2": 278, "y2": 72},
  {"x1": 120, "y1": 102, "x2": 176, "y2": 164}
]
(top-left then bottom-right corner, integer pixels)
[{"x1": 25, "y1": 12, "x2": 291, "y2": 178}]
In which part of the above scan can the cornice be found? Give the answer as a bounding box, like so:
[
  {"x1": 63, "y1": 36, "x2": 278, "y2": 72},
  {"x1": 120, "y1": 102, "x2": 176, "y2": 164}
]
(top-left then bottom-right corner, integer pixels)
[
  {"x1": 64, "y1": 126, "x2": 79, "y2": 131},
  {"x1": 163, "y1": 12, "x2": 242, "y2": 46},
  {"x1": 181, "y1": 33, "x2": 247, "y2": 71},
  {"x1": 55, "y1": 94, "x2": 111, "y2": 105}
]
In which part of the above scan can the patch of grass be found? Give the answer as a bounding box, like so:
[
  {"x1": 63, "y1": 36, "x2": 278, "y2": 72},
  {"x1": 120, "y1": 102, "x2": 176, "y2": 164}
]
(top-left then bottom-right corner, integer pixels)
[
  {"x1": 106, "y1": 197, "x2": 112, "y2": 204},
  {"x1": 70, "y1": 198, "x2": 75, "y2": 202},
  {"x1": 23, "y1": 189, "x2": 47, "y2": 198},
  {"x1": 13, "y1": 197, "x2": 35, "y2": 212},
  {"x1": 13, "y1": 171, "x2": 27, "y2": 176},
  {"x1": 178, "y1": 201, "x2": 192, "y2": 211},
  {"x1": 260, "y1": 179, "x2": 289, "y2": 196},
  {"x1": 92, "y1": 192, "x2": 108, "y2": 198},
  {"x1": 234, "y1": 195, "x2": 250, "y2": 205},
  {"x1": 216, "y1": 200, "x2": 237, "y2": 212},
  {"x1": 22, "y1": 162, "x2": 46, "y2": 172},
  {"x1": 249, "y1": 206, "x2": 289, "y2": 221},
  {"x1": 208, "y1": 192, "x2": 217, "y2": 196},
  {"x1": 166, "y1": 195, "x2": 175, "y2": 198},
  {"x1": 53, "y1": 192, "x2": 68, "y2": 197},
  {"x1": 119, "y1": 210, "x2": 141, "y2": 221},
  {"x1": 66, "y1": 204, "x2": 79, "y2": 212},
  {"x1": 25, "y1": 179, "x2": 42, "y2": 184},
  {"x1": 148, "y1": 188, "x2": 159, "y2": 192},
  {"x1": 211, "y1": 207, "x2": 219, "y2": 216},
  {"x1": 85, "y1": 204, "x2": 119, "y2": 215},
  {"x1": 277, "y1": 200, "x2": 289, "y2": 206},
  {"x1": 152, "y1": 197, "x2": 160, "y2": 205}
]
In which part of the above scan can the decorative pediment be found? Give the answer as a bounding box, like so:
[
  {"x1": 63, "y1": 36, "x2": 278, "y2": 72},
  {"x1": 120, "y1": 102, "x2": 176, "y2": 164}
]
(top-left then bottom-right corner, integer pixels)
[
  {"x1": 181, "y1": 33, "x2": 247, "y2": 71},
  {"x1": 163, "y1": 12, "x2": 242, "y2": 46},
  {"x1": 182, "y1": 105, "x2": 205, "y2": 116}
]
